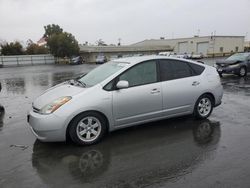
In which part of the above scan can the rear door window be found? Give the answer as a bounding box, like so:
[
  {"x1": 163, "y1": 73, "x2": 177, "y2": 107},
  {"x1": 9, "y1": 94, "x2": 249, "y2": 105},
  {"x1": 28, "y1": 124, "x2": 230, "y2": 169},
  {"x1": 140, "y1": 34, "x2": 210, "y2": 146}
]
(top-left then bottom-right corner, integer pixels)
[{"x1": 159, "y1": 60, "x2": 193, "y2": 81}]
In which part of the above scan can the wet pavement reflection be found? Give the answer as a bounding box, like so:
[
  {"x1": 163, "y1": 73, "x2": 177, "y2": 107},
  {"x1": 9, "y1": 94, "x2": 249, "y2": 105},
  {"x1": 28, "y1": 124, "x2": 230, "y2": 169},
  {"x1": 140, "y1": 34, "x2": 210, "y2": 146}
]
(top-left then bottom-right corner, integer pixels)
[
  {"x1": 0, "y1": 105, "x2": 5, "y2": 130},
  {"x1": 220, "y1": 75, "x2": 250, "y2": 96},
  {"x1": 32, "y1": 118, "x2": 220, "y2": 187},
  {"x1": 1, "y1": 63, "x2": 250, "y2": 187}
]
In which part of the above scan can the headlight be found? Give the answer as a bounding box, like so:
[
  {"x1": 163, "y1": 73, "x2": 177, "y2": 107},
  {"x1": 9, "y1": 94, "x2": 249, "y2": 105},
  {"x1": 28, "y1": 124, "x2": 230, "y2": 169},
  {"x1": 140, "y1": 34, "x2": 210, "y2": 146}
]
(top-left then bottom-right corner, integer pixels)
[
  {"x1": 228, "y1": 64, "x2": 240, "y2": 68},
  {"x1": 213, "y1": 64, "x2": 218, "y2": 68},
  {"x1": 40, "y1": 96, "x2": 72, "y2": 114}
]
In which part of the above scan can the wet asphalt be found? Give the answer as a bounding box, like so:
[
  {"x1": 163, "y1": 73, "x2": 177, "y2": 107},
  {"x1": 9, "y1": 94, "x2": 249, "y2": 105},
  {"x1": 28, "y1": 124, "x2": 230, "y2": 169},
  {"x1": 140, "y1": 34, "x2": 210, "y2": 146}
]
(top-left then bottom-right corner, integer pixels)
[{"x1": 0, "y1": 59, "x2": 250, "y2": 188}]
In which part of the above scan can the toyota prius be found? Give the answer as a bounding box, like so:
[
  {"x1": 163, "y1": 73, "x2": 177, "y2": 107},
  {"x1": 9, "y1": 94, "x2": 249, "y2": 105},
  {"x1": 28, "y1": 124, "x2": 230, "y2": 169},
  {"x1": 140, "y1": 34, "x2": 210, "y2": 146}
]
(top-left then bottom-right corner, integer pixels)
[{"x1": 28, "y1": 56, "x2": 223, "y2": 145}]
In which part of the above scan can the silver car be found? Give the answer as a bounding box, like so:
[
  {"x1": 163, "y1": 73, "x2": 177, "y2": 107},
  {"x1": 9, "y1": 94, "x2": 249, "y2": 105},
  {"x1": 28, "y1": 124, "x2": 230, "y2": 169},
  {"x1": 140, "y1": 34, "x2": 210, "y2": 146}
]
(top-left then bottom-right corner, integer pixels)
[{"x1": 28, "y1": 56, "x2": 223, "y2": 145}]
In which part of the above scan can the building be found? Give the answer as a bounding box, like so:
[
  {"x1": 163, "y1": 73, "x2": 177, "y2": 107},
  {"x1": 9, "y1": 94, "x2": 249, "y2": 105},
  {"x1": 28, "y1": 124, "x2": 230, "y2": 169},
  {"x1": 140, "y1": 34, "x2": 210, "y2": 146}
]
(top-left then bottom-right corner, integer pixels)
[
  {"x1": 79, "y1": 35, "x2": 245, "y2": 63},
  {"x1": 80, "y1": 45, "x2": 173, "y2": 63},
  {"x1": 132, "y1": 36, "x2": 245, "y2": 57},
  {"x1": 37, "y1": 37, "x2": 47, "y2": 46}
]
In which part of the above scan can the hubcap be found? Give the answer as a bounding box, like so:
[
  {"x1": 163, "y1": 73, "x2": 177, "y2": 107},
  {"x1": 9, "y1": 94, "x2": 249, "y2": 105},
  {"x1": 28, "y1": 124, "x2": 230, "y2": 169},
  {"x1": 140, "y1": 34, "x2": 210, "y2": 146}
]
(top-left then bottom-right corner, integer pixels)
[
  {"x1": 240, "y1": 67, "x2": 246, "y2": 76},
  {"x1": 76, "y1": 116, "x2": 101, "y2": 142},
  {"x1": 198, "y1": 98, "x2": 212, "y2": 117}
]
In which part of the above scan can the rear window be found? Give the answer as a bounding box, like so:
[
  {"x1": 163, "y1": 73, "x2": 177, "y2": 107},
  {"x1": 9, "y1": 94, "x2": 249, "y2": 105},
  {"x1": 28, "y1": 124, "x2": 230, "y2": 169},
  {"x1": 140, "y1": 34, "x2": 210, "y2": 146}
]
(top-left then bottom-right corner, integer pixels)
[{"x1": 188, "y1": 62, "x2": 205, "y2": 75}]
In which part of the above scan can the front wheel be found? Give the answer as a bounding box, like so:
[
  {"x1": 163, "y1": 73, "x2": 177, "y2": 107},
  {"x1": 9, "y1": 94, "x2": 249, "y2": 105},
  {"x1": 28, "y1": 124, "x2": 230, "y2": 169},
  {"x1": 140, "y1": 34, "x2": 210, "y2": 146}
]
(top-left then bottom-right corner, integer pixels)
[
  {"x1": 69, "y1": 112, "x2": 107, "y2": 145},
  {"x1": 239, "y1": 66, "x2": 247, "y2": 77},
  {"x1": 194, "y1": 94, "x2": 214, "y2": 119}
]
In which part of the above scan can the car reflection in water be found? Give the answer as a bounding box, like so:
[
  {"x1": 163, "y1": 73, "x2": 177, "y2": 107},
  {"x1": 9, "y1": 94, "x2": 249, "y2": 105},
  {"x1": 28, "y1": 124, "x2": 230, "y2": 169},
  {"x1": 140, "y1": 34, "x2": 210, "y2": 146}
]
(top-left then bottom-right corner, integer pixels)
[
  {"x1": 32, "y1": 118, "x2": 221, "y2": 187},
  {"x1": 0, "y1": 105, "x2": 5, "y2": 130},
  {"x1": 220, "y1": 75, "x2": 250, "y2": 96},
  {"x1": 0, "y1": 105, "x2": 5, "y2": 131}
]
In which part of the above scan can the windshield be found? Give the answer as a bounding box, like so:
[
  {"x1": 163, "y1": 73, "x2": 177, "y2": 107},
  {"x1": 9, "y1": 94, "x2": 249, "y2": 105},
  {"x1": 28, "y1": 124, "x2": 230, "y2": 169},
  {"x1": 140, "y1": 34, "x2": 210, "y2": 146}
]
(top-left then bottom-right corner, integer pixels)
[
  {"x1": 78, "y1": 62, "x2": 127, "y2": 87},
  {"x1": 227, "y1": 53, "x2": 250, "y2": 61}
]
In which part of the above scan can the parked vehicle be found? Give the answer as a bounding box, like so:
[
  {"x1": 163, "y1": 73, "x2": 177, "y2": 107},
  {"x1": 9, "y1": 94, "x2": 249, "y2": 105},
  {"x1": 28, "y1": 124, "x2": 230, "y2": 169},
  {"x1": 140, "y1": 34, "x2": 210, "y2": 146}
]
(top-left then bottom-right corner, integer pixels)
[
  {"x1": 96, "y1": 55, "x2": 107, "y2": 64},
  {"x1": 190, "y1": 53, "x2": 204, "y2": 59},
  {"x1": 28, "y1": 56, "x2": 223, "y2": 145},
  {"x1": 70, "y1": 56, "x2": 84, "y2": 65},
  {"x1": 215, "y1": 52, "x2": 250, "y2": 77},
  {"x1": 158, "y1": 51, "x2": 174, "y2": 56}
]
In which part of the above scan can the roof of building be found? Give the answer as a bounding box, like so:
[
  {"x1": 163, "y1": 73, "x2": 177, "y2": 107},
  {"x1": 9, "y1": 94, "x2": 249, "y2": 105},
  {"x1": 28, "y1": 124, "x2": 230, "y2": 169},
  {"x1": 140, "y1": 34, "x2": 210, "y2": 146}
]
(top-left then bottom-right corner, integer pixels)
[
  {"x1": 37, "y1": 37, "x2": 47, "y2": 46},
  {"x1": 80, "y1": 45, "x2": 173, "y2": 53},
  {"x1": 132, "y1": 35, "x2": 245, "y2": 46}
]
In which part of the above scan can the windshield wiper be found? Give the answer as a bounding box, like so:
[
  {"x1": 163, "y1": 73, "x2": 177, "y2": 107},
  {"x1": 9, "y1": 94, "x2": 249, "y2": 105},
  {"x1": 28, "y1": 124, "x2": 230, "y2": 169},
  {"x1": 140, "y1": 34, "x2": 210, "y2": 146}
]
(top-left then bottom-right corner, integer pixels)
[
  {"x1": 68, "y1": 79, "x2": 86, "y2": 87},
  {"x1": 76, "y1": 80, "x2": 86, "y2": 87}
]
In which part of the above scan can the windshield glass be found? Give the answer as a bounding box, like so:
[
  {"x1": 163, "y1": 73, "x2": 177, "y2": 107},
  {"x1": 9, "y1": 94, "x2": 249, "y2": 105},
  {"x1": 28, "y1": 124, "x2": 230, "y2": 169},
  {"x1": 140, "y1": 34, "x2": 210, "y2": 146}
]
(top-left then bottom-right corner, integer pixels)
[
  {"x1": 78, "y1": 62, "x2": 127, "y2": 87},
  {"x1": 227, "y1": 53, "x2": 249, "y2": 61}
]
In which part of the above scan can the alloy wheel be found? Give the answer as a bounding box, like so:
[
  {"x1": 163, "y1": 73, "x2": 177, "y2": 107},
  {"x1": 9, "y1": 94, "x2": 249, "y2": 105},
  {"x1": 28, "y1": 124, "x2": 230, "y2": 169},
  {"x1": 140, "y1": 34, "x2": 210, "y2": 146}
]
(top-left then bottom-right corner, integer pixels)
[
  {"x1": 239, "y1": 67, "x2": 246, "y2": 77},
  {"x1": 76, "y1": 116, "x2": 102, "y2": 142},
  {"x1": 198, "y1": 98, "x2": 212, "y2": 117}
]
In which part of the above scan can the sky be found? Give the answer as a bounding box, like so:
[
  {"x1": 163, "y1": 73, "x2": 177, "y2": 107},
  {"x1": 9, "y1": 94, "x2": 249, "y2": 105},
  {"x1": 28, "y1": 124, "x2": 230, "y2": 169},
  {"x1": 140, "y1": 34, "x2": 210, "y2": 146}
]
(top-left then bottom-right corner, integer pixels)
[{"x1": 0, "y1": 0, "x2": 250, "y2": 45}]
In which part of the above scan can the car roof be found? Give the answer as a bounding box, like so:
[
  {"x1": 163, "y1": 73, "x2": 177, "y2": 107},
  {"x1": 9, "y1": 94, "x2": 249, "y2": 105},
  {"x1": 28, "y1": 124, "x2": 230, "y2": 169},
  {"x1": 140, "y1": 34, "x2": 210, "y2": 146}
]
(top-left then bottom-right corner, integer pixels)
[{"x1": 112, "y1": 55, "x2": 203, "y2": 66}]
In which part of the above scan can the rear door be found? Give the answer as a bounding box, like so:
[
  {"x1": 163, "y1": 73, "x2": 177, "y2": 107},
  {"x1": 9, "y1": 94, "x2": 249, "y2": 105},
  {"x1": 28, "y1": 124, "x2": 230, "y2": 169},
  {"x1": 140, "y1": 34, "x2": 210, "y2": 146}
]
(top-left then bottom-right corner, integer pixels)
[{"x1": 159, "y1": 59, "x2": 204, "y2": 116}]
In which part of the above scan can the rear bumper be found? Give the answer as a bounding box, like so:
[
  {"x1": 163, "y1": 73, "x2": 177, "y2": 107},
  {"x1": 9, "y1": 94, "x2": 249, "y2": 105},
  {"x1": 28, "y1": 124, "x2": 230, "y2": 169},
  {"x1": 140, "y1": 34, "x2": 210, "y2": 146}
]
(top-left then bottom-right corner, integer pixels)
[
  {"x1": 27, "y1": 110, "x2": 67, "y2": 142},
  {"x1": 212, "y1": 84, "x2": 223, "y2": 108}
]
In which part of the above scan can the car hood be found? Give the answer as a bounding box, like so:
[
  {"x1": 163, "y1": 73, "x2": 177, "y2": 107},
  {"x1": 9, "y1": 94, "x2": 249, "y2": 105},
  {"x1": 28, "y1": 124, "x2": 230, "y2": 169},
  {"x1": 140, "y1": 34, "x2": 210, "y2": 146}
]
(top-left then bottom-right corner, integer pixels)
[
  {"x1": 33, "y1": 83, "x2": 85, "y2": 109},
  {"x1": 216, "y1": 59, "x2": 242, "y2": 65}
]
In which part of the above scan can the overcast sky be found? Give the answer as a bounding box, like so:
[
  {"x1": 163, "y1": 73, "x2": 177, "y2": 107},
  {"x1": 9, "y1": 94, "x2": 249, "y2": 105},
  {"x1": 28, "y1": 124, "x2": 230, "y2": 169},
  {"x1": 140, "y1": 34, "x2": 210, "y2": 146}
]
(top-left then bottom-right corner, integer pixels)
[{"x1": 0, "y1": 0, "x2": 250, "y2": 45}]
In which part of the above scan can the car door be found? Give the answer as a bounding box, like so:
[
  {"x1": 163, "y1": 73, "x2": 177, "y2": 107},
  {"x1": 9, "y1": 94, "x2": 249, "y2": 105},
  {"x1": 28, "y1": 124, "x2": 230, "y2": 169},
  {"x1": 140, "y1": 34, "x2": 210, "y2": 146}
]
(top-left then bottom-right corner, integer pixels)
[
  {"x1": 159, "y1": 59, "x2": 203, "y2": 117},
  {"x1": 112, "y1": 60, "x2": 163, "y2": 126}
]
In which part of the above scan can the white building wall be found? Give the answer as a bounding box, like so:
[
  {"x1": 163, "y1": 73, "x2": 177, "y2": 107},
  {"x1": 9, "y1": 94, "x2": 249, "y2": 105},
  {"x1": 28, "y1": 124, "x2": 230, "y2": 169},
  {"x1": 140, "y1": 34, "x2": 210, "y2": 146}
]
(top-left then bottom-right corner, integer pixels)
[
  {"x1": 132, "y1": 36, "x2": 245, "y2": 56},
  {"x1": 212, "y1": 37, "x2": 244, "y2": 54},
  {"x1": 173, "y1": 37, "x2": 211, "y2": 54}
]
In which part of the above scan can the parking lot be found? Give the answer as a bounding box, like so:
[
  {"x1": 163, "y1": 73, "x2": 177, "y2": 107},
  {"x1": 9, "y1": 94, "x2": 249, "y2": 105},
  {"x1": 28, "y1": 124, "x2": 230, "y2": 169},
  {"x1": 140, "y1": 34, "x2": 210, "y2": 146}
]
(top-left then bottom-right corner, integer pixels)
[{"x1": 0, "y1": 59, "x2": 250, "y2": 188}]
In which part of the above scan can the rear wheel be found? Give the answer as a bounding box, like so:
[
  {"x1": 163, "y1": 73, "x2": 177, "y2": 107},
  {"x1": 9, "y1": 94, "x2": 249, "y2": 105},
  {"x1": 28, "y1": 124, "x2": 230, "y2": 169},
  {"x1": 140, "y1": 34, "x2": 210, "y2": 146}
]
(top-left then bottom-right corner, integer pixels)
[
  {"x1": 239, "y1": 66, "x2": 247, "y2": 77},
  {"x1": 69, "y1": 112, "x2": 107, "y2": 145},
  {"x1": 194, "y1": 94, "x2": 214, "y2": 119}
]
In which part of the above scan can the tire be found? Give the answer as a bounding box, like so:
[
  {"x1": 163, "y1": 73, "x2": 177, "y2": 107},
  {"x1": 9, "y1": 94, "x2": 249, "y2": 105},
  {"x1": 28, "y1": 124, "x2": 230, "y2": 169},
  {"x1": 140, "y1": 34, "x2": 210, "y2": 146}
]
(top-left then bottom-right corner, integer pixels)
[
  {"x1": 239, "y1": 66, "x2": 247, "y2": 77},
  {"x1": 194, "y1": 94, "x2": 214, "y2": 119},
  {"x1": 69, "y1": 112, "x2": 107, "y2": 145}
]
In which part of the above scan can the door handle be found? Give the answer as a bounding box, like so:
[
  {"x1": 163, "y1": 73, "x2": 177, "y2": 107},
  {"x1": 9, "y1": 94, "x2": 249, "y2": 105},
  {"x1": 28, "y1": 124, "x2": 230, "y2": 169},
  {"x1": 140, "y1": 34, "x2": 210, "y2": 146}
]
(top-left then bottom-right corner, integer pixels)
[
  {"x1": 151, "y1": 88, "x2": 160, "y2": 94},
  {"x1": 192, "y1": 81, "x2": 200, "y2": 86}
]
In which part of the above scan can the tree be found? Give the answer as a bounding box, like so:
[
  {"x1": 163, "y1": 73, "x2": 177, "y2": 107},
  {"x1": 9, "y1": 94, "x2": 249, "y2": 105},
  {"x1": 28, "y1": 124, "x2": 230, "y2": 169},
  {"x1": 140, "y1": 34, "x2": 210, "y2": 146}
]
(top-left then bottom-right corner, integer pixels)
[
  {"x1": 43, "y1": 24, "x2": 63, "y2": 38},
  {"x1": 0, "y1": 41, "x2": 24, "y2": 55},
  {"x1": 26, "y1": 43, "x2": 48, "y2": 55},
  {"x1": 44, "y1": 24, "x2": 79, "y2": 57},
  {"x1": 46, "y1": 32, "x2": 79, "y2": 57}
]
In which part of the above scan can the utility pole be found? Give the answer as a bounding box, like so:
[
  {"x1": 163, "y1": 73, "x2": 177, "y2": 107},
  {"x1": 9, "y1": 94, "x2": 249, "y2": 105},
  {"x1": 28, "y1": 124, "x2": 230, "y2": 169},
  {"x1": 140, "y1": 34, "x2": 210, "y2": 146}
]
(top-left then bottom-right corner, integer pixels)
[{"x1": 197, "y1": 29, "x2": 200, "y2": 36}]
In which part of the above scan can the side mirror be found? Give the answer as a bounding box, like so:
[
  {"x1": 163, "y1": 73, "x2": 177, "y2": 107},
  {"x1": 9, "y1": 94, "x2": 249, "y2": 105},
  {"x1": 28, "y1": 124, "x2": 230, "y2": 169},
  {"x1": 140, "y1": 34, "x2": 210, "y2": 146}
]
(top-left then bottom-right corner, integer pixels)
[{"x1": 116, "y1": 80, "x2": 129, "y2": 89}]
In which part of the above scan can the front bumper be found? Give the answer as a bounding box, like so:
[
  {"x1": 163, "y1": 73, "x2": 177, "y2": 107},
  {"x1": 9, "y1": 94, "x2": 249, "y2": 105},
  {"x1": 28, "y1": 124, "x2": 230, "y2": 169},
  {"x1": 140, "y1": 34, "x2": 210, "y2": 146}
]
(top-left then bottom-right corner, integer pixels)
[
  {"x1": 27, "y1": 110, "x2": 67, "y2": 142},
  {"x1": 216, "y1": 66, "x2": 240, "y2": 75}
]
